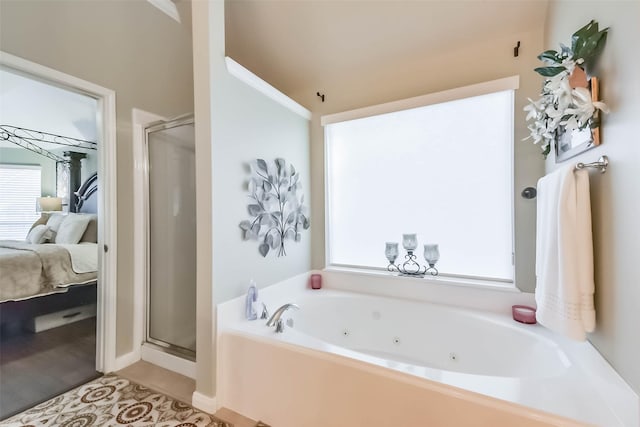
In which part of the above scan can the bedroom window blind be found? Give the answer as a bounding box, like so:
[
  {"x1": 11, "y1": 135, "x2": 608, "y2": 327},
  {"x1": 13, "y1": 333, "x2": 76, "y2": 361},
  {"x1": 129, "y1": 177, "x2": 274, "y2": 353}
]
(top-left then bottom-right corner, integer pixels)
[{"x1": 0, "y1": 164, "x2": 42, "y2": 240}]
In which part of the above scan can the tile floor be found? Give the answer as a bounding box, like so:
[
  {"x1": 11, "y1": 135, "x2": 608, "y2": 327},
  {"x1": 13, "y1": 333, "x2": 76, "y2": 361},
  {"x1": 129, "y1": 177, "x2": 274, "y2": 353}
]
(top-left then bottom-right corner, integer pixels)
[{"x1": 117, "y1": 360, "x2": 258, "y2": 427}]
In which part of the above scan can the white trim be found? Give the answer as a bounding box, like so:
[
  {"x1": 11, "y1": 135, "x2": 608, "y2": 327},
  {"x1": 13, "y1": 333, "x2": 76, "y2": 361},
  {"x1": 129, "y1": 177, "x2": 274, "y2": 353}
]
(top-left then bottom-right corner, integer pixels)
[
  {"x1": 0, "y1": 51, "x2": 118, "y2": 374},
  {"x1": 146, "y1": 0, "x2": 181, "y2": 23},
  {"x1": 191, "y1": 391, "x2": 217, "y2": 414},
  {"x1": 323, "y1": 126, "x2": 332, "y2": 268},
  {"x1": 323, "y1": 82, "x2": 517, "y2": 283},
  {"x1": 508, "y1": 90, "x2": 516, "y2": 283},
  {"x1": 225, "y1": 56, "x2": 312, "y2": 120},
  {"x1": 114, "y1": 351, "x2": 141, "y2": 371},
  {"x1": 132, "y1": 108, "x2": 165, "y2": 365},
  {"x1": 141, "y1": 343, "x2": 196, "y2": 379},
  {"x1": 321, "y1": 75, "x2": 520, "y2": 126}
]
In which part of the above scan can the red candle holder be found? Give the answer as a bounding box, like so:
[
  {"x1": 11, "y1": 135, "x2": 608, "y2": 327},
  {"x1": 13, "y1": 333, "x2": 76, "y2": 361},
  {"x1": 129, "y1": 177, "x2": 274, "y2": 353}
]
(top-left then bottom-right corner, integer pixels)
[
  {"x1": 512, "y1": 305, "x2": 537, "y2": 324},
  {"x1": 310, "y1": 273, "x2": 322, "y2": 290}
]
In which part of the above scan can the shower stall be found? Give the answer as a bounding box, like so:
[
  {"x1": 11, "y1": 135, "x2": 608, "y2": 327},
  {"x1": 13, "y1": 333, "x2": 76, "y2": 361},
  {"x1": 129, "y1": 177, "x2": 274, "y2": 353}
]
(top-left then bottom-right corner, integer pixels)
[{"x1": 144, "y1": 115, "x2": 196, "y2": 360}]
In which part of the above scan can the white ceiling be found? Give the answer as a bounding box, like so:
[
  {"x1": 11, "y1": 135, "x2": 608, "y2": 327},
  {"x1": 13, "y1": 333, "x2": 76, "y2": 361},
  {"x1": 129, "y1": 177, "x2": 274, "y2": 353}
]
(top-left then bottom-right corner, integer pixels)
[
  {"x1": 0, "y1": 68, "x2": 98, "y2": 150},
  {"x1": 225, "y1": 0, "x2": 549, "y2": 107}
]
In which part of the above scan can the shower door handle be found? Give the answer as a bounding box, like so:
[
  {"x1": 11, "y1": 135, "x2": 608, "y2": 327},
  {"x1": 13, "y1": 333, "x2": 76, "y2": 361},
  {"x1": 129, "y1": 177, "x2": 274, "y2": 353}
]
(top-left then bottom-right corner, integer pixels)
[{"x1": 104, "y1": 244, "x2": 109, "y2": 253}]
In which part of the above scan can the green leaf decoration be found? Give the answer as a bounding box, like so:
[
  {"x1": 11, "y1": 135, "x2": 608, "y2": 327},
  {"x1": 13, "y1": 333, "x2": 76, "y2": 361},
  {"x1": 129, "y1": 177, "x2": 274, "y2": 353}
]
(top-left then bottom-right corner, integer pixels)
[
  {"x1": 534, "y1": 66, "x2": 566, "y2": 77},
  {"x1": 572, "y1": 20, "x2": 599, "y2": 56},
  {"x1": 537, "y1": 50, "x2": 561, "y2": 63},
  {"x1": 239, "y1": 220, "x2": 251, "y2": 231},
  {"x1": 526, "y1": 20, "x2": 609, "y2": 158},
  {"x1": 256, "y1": 159, "x2": 268, "y2": 173},
  {"x1": 570, "y1": 20, "x2": 609, "y2": 73},
  {"x1": 582, "y1": 31, "x2": 608, "y2": 73},
  {"x1": 560, "y1": 43, "x2": 572, "y2": 58}
]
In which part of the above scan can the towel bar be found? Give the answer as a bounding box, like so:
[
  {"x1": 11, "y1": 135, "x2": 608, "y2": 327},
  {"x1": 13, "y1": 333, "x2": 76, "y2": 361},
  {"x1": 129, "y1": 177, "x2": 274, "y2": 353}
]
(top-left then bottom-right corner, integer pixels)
[
  {"x1": 521, "y1": 155, "x2": 609, "y2": 199},
  {"x1": 575, "y1": 155, "x2": 609, "y2": 173}
]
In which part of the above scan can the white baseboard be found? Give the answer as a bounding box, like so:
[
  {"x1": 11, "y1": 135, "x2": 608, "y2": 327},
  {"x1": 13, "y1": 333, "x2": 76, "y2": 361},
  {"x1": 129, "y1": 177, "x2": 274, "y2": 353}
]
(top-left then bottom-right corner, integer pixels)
[
  {"x1": 114, "y1": 349, "x2": 141, "y2": 372},
  {"x1": 141, "y1": 343, "x2": 196, "y2": 379},
  {"x1": 192, "y1": 391, "x2": 217, "y2": 414}
]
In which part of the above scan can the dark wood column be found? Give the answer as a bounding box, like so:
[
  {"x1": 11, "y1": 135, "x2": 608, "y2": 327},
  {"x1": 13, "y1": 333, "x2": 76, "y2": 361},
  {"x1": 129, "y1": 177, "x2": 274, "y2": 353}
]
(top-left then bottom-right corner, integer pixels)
[{"x1": 64, "y1": 151, "x2": 86, "y2": 212}]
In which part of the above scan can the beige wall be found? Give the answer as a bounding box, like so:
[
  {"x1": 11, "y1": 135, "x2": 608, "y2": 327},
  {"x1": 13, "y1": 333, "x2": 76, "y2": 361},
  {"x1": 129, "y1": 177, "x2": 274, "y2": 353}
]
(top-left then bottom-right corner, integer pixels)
[
  {"x1": 192, "y1": 0, "x2": 312, "y2": 399},
  {"x1": 195, "y1": 0, "x2": 311, "y2": 400},
  {"x1": 544, "y1": 0, "x2": 640, "y2": 394},
  {"x1": 191, "y1": 0, "x2": 215, "y2": 400},
  {"x1": 0, "y1": 0, "x2": 195, "y2": 357},
  {"x1": 299, "y1": 29, "x2": 547, "y2": 292}
]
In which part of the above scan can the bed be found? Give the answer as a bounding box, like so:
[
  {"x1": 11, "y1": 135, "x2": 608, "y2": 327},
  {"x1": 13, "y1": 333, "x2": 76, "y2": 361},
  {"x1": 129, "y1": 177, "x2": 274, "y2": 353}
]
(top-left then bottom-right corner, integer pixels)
[{"x1": 0, "y1": 173, "x2": 99, "y2": 303}]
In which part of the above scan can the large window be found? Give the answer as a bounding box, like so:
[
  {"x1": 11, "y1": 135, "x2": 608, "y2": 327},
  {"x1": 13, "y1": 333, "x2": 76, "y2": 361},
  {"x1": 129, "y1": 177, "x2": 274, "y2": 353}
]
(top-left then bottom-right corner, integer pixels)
[
  {"x1": 324, "y1": 81, "x2": 516, "y2": 283},
  {"x1": 0, "y1": 164, "x2": 42, "y2": 240}
]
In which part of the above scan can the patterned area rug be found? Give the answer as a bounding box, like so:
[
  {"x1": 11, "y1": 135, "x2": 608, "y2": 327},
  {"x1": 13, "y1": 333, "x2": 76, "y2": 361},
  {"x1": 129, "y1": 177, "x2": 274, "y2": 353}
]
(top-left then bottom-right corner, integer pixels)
[{"x1": 0, "y1": 374, "x2": 231, "y2": 427}]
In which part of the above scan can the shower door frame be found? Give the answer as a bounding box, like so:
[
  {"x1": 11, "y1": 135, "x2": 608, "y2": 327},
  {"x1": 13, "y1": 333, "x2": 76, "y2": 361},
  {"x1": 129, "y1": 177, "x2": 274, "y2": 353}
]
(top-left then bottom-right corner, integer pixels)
[{"x1": 143, "y1": 114, "x2": 196, "y2": 360}]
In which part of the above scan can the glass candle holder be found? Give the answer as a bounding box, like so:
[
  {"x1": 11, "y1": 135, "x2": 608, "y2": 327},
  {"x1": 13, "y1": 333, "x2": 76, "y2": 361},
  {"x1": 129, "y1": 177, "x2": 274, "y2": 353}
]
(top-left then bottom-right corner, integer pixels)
[
  {"x1": 424, "y1": 244, "x2": 440, "y2": 267},
  {"x1": 385, "y1": 242, "x2": 399, "y2": 263},
  {"x1": 402, "y1": 234, "x2": 418, "y2": 251}
]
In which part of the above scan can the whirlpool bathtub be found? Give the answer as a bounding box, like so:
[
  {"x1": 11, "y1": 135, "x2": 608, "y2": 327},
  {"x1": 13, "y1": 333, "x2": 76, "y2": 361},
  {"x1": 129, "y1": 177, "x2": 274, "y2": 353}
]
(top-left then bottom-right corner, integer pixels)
[{"x1": 216, "y1": 272, "x2": 638, "y2": 427}]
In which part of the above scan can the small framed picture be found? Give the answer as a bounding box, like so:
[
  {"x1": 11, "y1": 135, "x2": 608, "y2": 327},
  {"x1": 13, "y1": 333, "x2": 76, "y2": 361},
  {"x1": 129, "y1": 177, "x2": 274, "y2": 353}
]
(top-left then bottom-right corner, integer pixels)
[{"x1": 555, "y1": 77, "x2": 601, "y2": 162}]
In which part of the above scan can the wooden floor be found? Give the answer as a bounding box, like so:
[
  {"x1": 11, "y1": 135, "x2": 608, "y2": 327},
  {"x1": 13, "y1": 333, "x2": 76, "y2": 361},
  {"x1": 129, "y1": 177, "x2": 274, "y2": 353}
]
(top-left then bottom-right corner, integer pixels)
[
  {"x1": 0, "y1": 317, "x2": 99, "y2": 420},
  {"x1": 117, "y1": 360, "x2": 260, "y2": 427}
]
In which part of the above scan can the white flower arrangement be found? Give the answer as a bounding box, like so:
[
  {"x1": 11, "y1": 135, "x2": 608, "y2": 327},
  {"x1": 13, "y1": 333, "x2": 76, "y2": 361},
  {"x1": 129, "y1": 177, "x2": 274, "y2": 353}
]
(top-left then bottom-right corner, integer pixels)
[{"x1": 524, "y1": 20, "x2": 609, "y2": 157}]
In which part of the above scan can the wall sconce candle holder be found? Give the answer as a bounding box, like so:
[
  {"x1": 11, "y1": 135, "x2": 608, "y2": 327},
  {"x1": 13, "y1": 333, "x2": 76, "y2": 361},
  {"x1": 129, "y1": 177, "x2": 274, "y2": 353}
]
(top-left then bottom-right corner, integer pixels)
[{"x1": 386, "y1": 234, "x2": 439, "y2": 277}]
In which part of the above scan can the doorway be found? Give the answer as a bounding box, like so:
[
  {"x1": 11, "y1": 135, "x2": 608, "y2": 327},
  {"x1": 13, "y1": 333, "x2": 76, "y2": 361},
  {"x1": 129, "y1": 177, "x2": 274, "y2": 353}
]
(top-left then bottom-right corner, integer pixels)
[{"x1": 0, "y1": 52, "x2": 117, "y2": 419}]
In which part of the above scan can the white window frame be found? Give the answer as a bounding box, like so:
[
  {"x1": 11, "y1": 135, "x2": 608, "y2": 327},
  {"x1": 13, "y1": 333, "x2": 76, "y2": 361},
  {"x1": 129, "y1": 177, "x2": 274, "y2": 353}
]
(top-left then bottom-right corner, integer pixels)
[{"x1": 322, "y1": 76, "x2": 519, "y2": 287}]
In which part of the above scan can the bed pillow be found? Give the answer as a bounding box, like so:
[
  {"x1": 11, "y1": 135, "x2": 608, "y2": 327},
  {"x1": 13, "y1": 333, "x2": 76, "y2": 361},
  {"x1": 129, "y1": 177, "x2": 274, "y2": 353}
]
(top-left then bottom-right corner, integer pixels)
[
  {"x1": 55, "y1": 213, "x2": 93, "y2": 244},
  {"x1": 80, "y1": 214, "x2": 98, "y2": 243},
  {"x1": 26, "y1": 224, "x2": 52, "y2": 244},
  {"x1": 46, "y1": 213, "x2": 67, "y2": 232},
  {"x1": 46, "y1": 213, "x2": 67, "y2": 242},
  {"x1": 29, "y1": 213, "x2": 50, "y2": 232}
]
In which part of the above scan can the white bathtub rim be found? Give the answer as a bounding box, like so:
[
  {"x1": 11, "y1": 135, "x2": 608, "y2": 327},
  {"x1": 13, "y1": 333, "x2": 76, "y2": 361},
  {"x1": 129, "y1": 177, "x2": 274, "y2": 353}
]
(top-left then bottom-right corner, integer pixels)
[
  {"x1": 216, "y1": 272, "x2": 639, "y2": 427},
  {"x1": 220, "y1": 328, "x2": 588, "y2": 427},
  {"x1": 294, "y1": 289, "x2": 639, "y2": 427}
]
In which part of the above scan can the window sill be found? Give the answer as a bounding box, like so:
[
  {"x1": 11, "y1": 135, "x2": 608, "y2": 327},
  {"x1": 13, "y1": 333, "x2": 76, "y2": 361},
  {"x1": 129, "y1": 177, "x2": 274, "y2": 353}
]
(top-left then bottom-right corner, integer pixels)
[{"x1": 323, "y1": 265, "x2": 521, "y2": 294}]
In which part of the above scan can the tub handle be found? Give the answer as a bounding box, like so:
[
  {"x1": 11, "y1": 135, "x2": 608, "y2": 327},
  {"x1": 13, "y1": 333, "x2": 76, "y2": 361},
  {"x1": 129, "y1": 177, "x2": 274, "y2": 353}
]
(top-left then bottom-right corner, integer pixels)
[{"x1": 260, "y1": 303, "x2": 269, "y2": 320}]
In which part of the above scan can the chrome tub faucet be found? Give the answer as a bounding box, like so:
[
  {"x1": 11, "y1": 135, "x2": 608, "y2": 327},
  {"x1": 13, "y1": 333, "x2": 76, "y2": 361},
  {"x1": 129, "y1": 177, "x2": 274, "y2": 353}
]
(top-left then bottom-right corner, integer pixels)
[{"x1": 266, "y1": 303, "x2": 299, "y2": 333}]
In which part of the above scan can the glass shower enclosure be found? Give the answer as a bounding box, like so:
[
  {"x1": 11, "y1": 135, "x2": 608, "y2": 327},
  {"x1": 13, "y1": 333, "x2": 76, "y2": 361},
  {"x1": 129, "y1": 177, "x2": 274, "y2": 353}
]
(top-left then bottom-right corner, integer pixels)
[{"x1": 144, "y1": 115, "x2": 196, "y2": 359}]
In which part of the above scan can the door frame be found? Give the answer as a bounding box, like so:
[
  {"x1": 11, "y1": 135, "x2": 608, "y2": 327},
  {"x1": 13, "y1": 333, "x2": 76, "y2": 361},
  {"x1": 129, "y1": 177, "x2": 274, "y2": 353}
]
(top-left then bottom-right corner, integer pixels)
[{"x1": 0, "y1": 51, "x2": 118, "y2": 372}]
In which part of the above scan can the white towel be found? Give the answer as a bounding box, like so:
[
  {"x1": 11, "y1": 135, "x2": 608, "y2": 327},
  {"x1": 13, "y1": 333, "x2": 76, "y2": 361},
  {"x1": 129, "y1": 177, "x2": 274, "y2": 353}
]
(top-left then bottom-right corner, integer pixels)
[{"x1": 535, "y1": 166, "x2": 595, "y2": 341}]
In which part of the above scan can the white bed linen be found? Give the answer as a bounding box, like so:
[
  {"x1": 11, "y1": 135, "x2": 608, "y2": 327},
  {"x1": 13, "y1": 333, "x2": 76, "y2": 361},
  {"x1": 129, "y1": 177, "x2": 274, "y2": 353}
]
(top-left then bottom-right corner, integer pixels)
[{"x1": 55, "y1": 243, "x2": 98, "y2": 273}]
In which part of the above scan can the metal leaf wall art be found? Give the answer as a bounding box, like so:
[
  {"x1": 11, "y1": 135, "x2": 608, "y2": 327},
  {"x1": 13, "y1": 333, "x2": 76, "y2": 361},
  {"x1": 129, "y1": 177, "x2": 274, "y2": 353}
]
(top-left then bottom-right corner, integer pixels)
[{"x1": 239, "y1": 158, "x2": 310, "y2": 257}]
